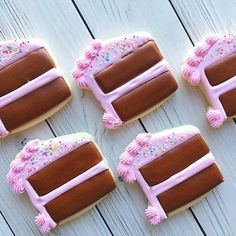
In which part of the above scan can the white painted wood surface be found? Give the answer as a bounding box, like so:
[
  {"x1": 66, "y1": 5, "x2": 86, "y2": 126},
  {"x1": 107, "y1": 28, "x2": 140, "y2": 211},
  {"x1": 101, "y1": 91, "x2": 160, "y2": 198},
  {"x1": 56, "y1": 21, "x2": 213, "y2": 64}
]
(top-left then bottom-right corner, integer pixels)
[{"x1": 0, "y1": 0, "x2": 235, "y2": 235}]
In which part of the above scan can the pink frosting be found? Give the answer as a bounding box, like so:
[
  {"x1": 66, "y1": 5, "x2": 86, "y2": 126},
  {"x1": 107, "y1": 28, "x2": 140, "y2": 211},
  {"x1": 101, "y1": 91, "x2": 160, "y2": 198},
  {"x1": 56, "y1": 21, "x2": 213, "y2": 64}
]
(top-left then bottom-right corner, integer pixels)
[
  {"x1": 0, "y1": 39, "x2": 44, "y2": 69},
  {"x1": 7, "y1": 134, "x2": 91, "y2": 194},
  {"x1": 0, "y1": 68, "x2": 62, "y2": 137},
  {"x1": 7, "y1": 133, "x2": 109, "y2": 233},
  {"x1": 117, "y1": 125, "x2": 217, "y2": 225},
  {"x1": 145, "y1": 206, "x2": 161, "y2": 225},
  {"x1": 0, "y1": 118, "x2": 9, "y2": 137},
  {"x1": 72, "y1": 32, "x2": 170, "y2": 129},
  {"x1": 182, "y1": 34, "x2": 236, "y2": 128}
]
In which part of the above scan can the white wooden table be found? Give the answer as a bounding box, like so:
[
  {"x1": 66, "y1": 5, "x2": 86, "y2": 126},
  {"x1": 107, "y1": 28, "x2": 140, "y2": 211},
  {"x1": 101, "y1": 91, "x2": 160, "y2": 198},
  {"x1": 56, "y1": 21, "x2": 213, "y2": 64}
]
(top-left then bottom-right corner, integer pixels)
[{"x1": 0, "y1": 0, "x2": 236, "y2": 235}]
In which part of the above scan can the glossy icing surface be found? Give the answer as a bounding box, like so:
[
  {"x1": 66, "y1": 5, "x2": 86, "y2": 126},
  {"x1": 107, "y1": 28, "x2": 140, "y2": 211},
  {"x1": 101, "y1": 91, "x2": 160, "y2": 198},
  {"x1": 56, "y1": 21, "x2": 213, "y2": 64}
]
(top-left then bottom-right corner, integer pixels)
[
  {"x1": 73, "y1": 32, "x2": 173, "y2": 129},
  {"x1": 7, "y1": 133, "x2": 113, "y2": 233},
  {"x1": 117, "y1": 125, "x2": 221, "y2": 225},
  {"x1": 182, "y1": 34, "x2": 236, "y2": 128},
  {"x1": 0, "y1": 39, "x2": 71, "y2": 138},
  {"x1": 0, "y1": 39, "x2": 43, "y2": 69}
]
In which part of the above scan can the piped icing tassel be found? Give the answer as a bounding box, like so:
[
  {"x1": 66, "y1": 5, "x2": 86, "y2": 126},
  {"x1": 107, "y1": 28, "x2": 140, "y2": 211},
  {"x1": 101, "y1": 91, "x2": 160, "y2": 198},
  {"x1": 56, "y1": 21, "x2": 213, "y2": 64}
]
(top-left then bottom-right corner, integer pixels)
[
  {"x1": 11, "y1": 178, "x2": 25, "y2": 194},
  {"x1": 145, "y1": 206, "x2": 162, "y2": 225},
  {"x1": 35, "y1": 214, "x2": 56, "y2": 234},
  {"x1": 102, "y1": 113, "x2": 122, "y2": 129},
  {"x1": 116, "y1": 163, "x2": 136, "y2": 183},
  {"x1": 182, "y1": 34, "x2": 221, "y2": 86},
  {"x1": 206, "y1": 109, "x2": 226, "y2": 128}
]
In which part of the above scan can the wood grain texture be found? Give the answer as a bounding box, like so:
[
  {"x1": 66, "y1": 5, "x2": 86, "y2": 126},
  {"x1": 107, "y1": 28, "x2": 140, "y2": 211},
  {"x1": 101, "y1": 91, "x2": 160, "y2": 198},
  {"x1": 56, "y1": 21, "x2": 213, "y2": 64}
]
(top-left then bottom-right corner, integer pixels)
[
  {"x1": 0, "y1": 0, "x2": 235, "y2": 235},
  {"x1": 75, "y1": 0, "x2": 236, "y2": 235}
]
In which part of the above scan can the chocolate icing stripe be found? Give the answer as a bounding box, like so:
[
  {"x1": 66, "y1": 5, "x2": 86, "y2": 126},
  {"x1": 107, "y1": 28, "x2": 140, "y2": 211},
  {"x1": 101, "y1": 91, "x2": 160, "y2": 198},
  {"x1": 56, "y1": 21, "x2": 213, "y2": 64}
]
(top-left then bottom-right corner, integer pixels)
[
  {"x1": 24, "y1": 180, "x2": 56, "y2": 231},
  {"x1": 212, "y1": 76, "x2": 236, "y2": 96},
  {"x1": 0, "y1": 118, "x2": 8, "y2": 137},
  {"x1": 200, "y1": 71, "x2": 227, "y2": 118},
  {"x1": 182, "y1": 34, "x2": 236, "y2": 127},
  {"x1": 24, "y1": 161, "x2": 108, "y2": 232},
  {"x1": 40, "y1": 161, "x2": 108, "y2": 204},
  {"x1": 0, "y1": 68, "x2": 61, "y2": 108},
  {"x1": 151, "y1": 152, "x2": 215, "y2": 196},
  {"x1": 135, "y1": 169, "x2": 167, "y2": 221},
  {"x1": 87, "y1": 60, "x2": 169, "y2": 122}
]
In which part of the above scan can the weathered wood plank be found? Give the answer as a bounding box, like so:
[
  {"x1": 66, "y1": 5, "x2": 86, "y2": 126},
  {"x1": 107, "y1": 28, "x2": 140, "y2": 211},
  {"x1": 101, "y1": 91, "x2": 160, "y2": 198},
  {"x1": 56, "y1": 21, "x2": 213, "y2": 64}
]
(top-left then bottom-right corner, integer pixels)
[
  {"x1": 0, "y1": 212, "x2": 14, "y2": 236},
  {"x1": 0, "y1": 0, "x2": 112, "y2": 235},
  {"x1": 75, "y1": 0, "x2": 236, "y2": 235},
  {"x1": 0, "y1": 0, "x2": 203, "y2": 235}
]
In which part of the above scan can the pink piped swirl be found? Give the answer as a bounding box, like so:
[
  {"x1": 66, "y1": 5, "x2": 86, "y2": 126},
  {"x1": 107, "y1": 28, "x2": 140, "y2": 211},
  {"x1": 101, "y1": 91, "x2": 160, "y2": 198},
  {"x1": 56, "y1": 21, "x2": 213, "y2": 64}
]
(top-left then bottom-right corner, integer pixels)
[
  {"x1": 181, "y1": 65, "x2": 201, "y2": 86},
  {"x1": 72, "y1": 70, "x2": 88, "y2": 89},
  {"x1": 120, "y1": 152, "x2": 134, "y2": 165},
  {"x1": 206, "y1": 109, "x2": 226, "y2": 128},
  {"x1": 194, "y1": 43, "x2": 211, "y2": 57},
  {"x1": 84, "y1": 48, "x2": 98, "y2": 59},
  {"x1": 6, "y1": 171, "x2": 16, "y2": 184},
  {"x1": 205, "y1": 34, "x2": 221, "y2": 46},
  {"x1": 90, "y1": 40, "x2": 102, "y2": 50},
  {"x1": 25, "y1": 139, "x2": 40, "y2": 152},
  {"x1": 188, "y1": 71, "x2": 201, "y2": 86},
  {"x1": 10, "y1": 158, "x2": 25, "y2": 172},
  {"x1": 145, "y1": 206, "x2": 162, "y2": 225},
  {"x1": 181, "y1": 64, "x2": 193, "y2": 78},
  {"x1": 186, "y1": 56, "x2": 201, "y2": 67},
  {"x1": 126, "y1": 141, "x2": 140, "y2": 155},
  {"x1": 35, "y1": 214, "x2": 55, "y2": 234},
  {"x1": 11, "y1": 178, "x2": 25, "y2": 194},
  {"x1": 136, "y1": 133, "x2": 151, "y2": 146},
  {"x1": 76, "y1": 57, "x2": 91, "y2": 69},
  {"x1": 117, "y1": 163, "x2": 136, "y2": 183},
  {"x1": 102, "y1": 113, "x2": 122, "y2": 129}
]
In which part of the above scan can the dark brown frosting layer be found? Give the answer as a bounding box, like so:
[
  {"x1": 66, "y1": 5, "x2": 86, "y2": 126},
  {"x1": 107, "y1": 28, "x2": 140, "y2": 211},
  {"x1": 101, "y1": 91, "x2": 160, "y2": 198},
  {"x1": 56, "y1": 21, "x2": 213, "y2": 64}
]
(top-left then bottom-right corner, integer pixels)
[
  {"x1": 220, "y1": 88, "x2": 236, "y2": 117},
  {"x1": 0, "y1": 48, "x2": 55, "y2": 96},
  {"x1": 28, "y1": 142, "x2": 103, "y2": 196},
  {"x1": 112, "y1": 71, "x2": 177, "y2": 122},
  {"x1": 205, "y1": 53, "x2": 236, "y2": 86},
  {"x1": 0, "y1": 77, "x2": 71, "y2": 131},
  {"x1": 157, "y1": 164, "x2": 223, "y2": 213},
  {"x1": 140, "y1": 134, "x2": 209, "y2": 186},
  {"x1": 45, "y1": 170, "x2": 116, "y2": 223},
  {"x1": 95, "y1": 41, "x2": 163, "y2": 93}
]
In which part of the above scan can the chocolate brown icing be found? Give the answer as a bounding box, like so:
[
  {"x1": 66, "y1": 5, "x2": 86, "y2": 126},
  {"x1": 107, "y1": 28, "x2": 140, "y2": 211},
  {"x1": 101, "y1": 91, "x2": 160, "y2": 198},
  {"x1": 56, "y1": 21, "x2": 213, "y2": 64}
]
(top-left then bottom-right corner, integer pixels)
[
  {"x1": 112, "y1": 71, "x2": 177, "y2": 122},
  {"x1": 220, "y1": 88, "x2": 236, "y2": 117},
  {"x1": 28, "y1": 142, "x2": 103, "y2": 196},
  {"x1": 140, "y1": 134, "x2": 209, "y2": 186},
  {"x1": 0, "y1": 77, "x2": 71, "y2": 131},
  {"x1": 95, "y1": 41, "x2": 163, "y2": 93},
  {"x1": 45, "y1": 170, "x2": 116, "y2": 223},
  {"x1": 205, "y1": 53, "x2": 236, "y2": 86},
  {"x1": 0, "y1": 48, "x2": 55, "y2": 96},
  {"x1": 157, "y1": 164, "x2": 223, "y2": 213}
]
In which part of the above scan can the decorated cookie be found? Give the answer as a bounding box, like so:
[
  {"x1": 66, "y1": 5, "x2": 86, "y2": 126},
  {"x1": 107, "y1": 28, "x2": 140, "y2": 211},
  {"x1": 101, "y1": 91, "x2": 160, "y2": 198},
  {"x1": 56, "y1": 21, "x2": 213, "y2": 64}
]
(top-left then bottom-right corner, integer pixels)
[
  {"x1": 72, "y1": 32, "x2": 178, "y2": 129},
  {"x1": 182, "y1": 34, "x2": 236, "y2": 128},
  {"x1": 0, "y1": 39, "x2": 71, "y2": 137},
  {"x1": 7, "y1": 133, "x2": 116, "y2": 233},
  {"x1": 117, "y1": 125, "x2": 223, "y2": 225}
]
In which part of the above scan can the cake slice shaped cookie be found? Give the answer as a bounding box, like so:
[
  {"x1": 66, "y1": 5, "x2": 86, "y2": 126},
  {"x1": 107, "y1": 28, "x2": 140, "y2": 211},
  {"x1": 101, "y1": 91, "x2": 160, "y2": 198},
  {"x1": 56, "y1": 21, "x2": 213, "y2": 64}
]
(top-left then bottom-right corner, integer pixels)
[
  {"x1": 182, "y1": 34, "x2": 236, "y2": 128},
  {"x1": 7, "y1": 133, "x2": 116, "y2": 233},
  {"x1": 117, "y1": 125, "x2": 223, "y2": 225},
  {"x1": 73, "y1": 32, "x2": 177, "y2": 129},
  {"x1": 0, "y1": 39, "x2": 71, "y2": 137}
]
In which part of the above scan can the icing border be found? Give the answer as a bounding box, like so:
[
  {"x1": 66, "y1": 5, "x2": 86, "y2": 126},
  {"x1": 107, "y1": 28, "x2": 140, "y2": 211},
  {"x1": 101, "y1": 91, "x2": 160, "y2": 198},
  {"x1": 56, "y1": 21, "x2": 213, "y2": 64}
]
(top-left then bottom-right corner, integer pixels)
[
  {"x1": 182, "y1": 34, "x2": 236, "y2": 128},
  {"x1": 72, "y1": 32, "x2": 170, "y2": 129}
]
